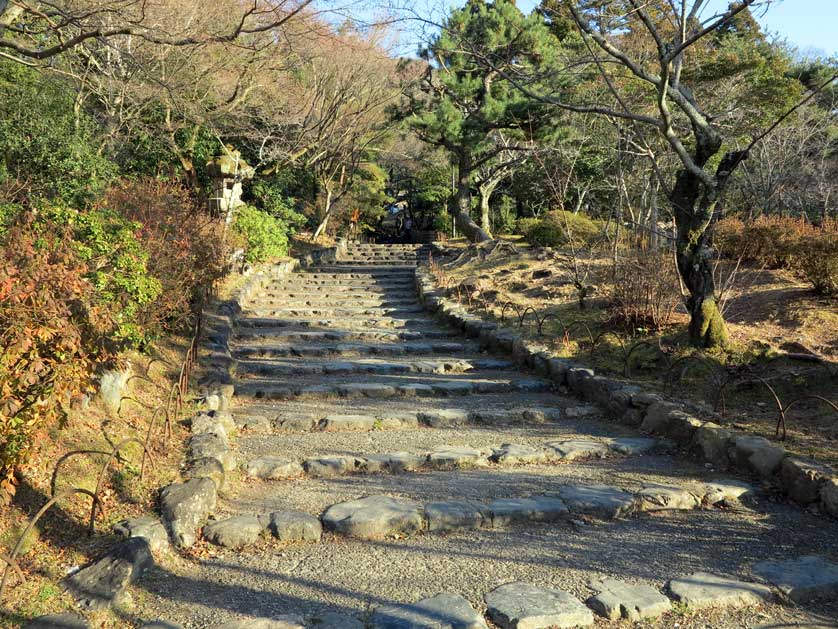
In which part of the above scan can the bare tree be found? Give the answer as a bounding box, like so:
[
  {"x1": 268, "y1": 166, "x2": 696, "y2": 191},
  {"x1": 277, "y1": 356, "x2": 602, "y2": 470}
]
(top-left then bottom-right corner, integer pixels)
[{"x1": 0, "y1": 0, "x2": 317, "y2": 64}]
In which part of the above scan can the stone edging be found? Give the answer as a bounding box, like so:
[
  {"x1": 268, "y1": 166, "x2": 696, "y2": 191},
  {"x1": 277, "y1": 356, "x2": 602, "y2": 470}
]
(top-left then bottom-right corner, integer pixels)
[
  {"x1": 53, "y1": 255, "x2": 320, "y2": 614},
  {"x1": 413, "y1": 265, "x2": 838, "y2": 520}
]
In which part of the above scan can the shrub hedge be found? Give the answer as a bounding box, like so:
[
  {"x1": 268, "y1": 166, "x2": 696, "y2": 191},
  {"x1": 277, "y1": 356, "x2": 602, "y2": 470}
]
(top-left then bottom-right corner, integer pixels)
[
  {"x1": 518, "y1": 210, "x2": 604, "y2": 248},
  {"x1": 715, "y1": 216, "x2": 838, "y2": 296}
]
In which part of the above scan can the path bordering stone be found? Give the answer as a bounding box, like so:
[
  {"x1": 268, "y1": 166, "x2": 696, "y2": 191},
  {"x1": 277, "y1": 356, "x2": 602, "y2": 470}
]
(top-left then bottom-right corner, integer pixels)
[{"x1": 203, "y1": 477, "x2": 754, "y2": 552}]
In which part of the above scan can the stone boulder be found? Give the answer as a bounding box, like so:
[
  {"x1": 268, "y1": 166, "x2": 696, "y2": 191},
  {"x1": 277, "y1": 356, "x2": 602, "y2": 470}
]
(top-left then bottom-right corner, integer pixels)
[
  {"x1": 160, "y1": 478, "x2": 217, "y2": 548},
  {"x1": 728, "y1": 436, "x2": 786, "y2": 478},
  {"x1": 112, "y1": 516, "x2": 169, "y2": 554},
  {"x1": 780, "y1": 457, "x2": 834, "y2": 504},
  {"x1": 263, "y1": 511, "x2": 322, "y2": 542},
  {"x1": 372, "y1": 592, "x2": 487, "y2": 629},
  {"x1": 62, "y1": 537, "x2": 152, "y2": 610},
  {"x1": 203, "y1": 515, "x2": 264, "y2": 549},
  {"x1": 668, "y1": 572, "x2": 772, "y2": 610},
  {"x1": 484, "y1": 582, "x2": 593, "y2": 629},
  {"x1": 321, "y1": 495, "x2": 425, "y2": 540}
]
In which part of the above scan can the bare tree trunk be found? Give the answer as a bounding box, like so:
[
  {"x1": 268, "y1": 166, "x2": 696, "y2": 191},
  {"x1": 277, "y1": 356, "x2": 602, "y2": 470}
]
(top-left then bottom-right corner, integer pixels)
[
  {"x1": 454, "y1": 152, "x2": 492, "y2": 243},
  {"x1": 313, "y1": 188, "x2": 333, "y2": 241},
  {"x1": 649, "y1": 174, "x2": 659, "y2": 250},
  {"x1": 478, "y1": 178, "x2": 500, "y2": 237},
  {"x1": 672, "y1": 168, "x2": 728, "y2": 348}
]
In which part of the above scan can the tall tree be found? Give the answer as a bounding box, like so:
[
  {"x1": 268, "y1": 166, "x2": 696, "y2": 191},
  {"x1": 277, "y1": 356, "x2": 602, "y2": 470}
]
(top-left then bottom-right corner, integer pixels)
[{"x1": 401, "y1": 0, "x2": 562, "y2": 242}]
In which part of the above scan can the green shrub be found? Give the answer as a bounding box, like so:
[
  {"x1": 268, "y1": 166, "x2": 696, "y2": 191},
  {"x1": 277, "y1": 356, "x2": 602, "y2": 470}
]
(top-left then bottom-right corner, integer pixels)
[
  {"x1": 233, "y1": 205, "x2": 292, "y2": 263},
  {"x1": 37, "y1": 205, "x2": 162, "y2": 347},
  {"x1": 0, "y1": 202, "x2": 21, "y2": 237},
  {"x1": 0, "y1": 61, "x2": 116, "y2": 205},
  {"x1": 251, "y1": 180, "x2": 307, "y2": 230},
  {"x1": 519, "y1": 210, "x2": 603, "y2": 248}
]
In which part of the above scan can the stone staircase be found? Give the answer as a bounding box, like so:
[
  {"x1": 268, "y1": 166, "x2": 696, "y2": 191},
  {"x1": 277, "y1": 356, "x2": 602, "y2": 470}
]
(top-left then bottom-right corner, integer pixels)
[{"x1": 132, "y1": 244, "x2": 838, "y2": 629}]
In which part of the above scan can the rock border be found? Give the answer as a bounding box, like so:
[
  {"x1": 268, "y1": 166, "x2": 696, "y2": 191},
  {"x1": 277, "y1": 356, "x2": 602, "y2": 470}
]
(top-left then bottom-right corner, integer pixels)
[{"x1": 414, "y1": 264, "x2": 838, "y2": 520}]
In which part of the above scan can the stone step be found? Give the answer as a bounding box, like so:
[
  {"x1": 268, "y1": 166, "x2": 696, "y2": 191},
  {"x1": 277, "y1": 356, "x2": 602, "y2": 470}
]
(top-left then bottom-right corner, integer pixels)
[
  {"x1": 241, "y1": 436, "x2": 667, "y2": 481},
  {"x1": 338, "y1": 255, "x2": 422, "y2": 260},
  {"x1": 234, "y1": 372, "x2": 553, "y2": 401},
  {"x1": 309, "y1": 265, "x2": 417, "y2": 274},
  {"x1": 241, "y1": 305, "x2": 428, "y2": 318},
  {"x1": 245, "y1": 297, "x2": 420, "y2": 309},
  {"x1": 235, "y1": 356, "x2": 514, "y2": 378},
  {"x1": 272, "y1": 272, "x2": 415, "y2": 281},
  {"x1": 267, "y1": 276, "x2": 416, "y2": 285},
  {"x1": 255, "y1": 286, "x2": 418, "y2": 297},
  {"x1": 234, "y1": 316, "x2": 440, "y2": 330},
  {"x1": 234, "y1": 391, "x2": 584, "y2": 433},
  {"x1": 232, "y1": 341, "x2": 477, "y2": 359},
  {"x1": 235, "y1": 404, "x2": 568, "y2": 434},
  {"x1": 207, "y1": 478, "x2": 742, "y2": 550},
  {"x1": 336, "y1": 258, "x2": 422, "y2": 264},
  {"x1": 232, "y1": 327, "x2": 459, "y2": 343}
]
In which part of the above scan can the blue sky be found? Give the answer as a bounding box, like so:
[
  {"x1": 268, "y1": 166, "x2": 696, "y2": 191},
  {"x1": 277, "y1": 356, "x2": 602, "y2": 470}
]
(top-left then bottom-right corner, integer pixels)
[{"x1": 509, "y1": 0, "x2": 837, "y2": 57}]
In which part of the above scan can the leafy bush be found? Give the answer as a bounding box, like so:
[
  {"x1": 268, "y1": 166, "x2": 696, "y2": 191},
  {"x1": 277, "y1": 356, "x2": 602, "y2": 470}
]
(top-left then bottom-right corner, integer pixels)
[
  {"x1": 716, "y1": 215, "x2": 809, "y2": 268},
  {"x1": 102, "y1": 179, "x2": 228, "y2": 333},
  {"x1": 233, "y1": 205, "x2": 292, "y2": 263},
  {"x1": 0, "y1": 61, "x2": 116, "y2": 205},
  {"x1": 715, "y1": 216, "x2": 838, "y2": 295},
  {"x1": 0, "y1": 216, "x2": 113, "y2": 501},
  {"x1": 515, "y1": 217, "x2": 540, "y2": 235},
  {"x1": 519, "y1": 210, "x2": 603, "y2": 248},
  {"x1": 494, "y1": 195, "x2": 518, "y2": 234},
  {"x1": 251, "y1": 180, "x2": 307, "y2": 229},
  {"x1": 37, "y1": 205, "x2": 162, "y2": 347},
  {"x1": 609, "y1": 253, "x2": 682, "y2": 331}
]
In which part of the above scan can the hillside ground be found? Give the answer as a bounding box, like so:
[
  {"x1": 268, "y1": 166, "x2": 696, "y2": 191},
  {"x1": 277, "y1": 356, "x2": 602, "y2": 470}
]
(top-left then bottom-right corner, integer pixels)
[{"x1": 432, "y1": 237, "x2": 838, "y2": 467}]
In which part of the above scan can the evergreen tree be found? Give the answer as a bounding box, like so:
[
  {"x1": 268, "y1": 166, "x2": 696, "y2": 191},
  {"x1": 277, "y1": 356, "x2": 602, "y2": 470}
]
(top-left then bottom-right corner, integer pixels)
[{"x1": 401, "y1": 0, "x2": 564, "y2": 241}]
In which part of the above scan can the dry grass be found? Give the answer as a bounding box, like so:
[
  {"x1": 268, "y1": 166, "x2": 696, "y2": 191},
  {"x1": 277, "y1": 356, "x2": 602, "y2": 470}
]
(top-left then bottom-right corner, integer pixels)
[
  {"x1": 432, "y1": 239, "x2": 838, "y2": 466},
  {"x1": 0, "y1": 266, "x2": 253, "y2": 624}
]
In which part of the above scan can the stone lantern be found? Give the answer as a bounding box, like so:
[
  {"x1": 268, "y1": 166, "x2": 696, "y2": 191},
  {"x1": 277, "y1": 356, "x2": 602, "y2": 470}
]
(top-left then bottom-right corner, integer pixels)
[{"x1": 206, "y1": 145, "x2": 255, "y2": 223}]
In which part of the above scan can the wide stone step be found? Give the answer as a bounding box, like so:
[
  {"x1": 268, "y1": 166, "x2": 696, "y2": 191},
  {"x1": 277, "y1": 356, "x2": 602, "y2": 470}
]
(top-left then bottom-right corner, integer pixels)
[
  {"x1": 232, "y1": 327, "x2": 459, "y2": 343},
  {"x1": 338, "y1": 255, "x2": 421, "y2": 260},
  {"x1": 274, "y1": 272, "x2": 415, "y2": 281},
  {"x1": 206, "y1": 480, "x2": 741, "y2": 550},
  {"x1": 267, "y1": 277, "x2": 416, "y2": 286},
  {"x1": 319, "y1": 481, "x2": 742, "y2": 540},
  {"x1": 236, "y1": 356, "x2": 514, "y2": 378},
  {"x1": 232, "y1": 341, "x2": 477, "y2": 359},
  {"x1": 234, "y1": 316, "x2": 440, "y2": 330},
  {"x1": 242, "y1": 305, "x2": 427, "y2": 318},
  {"x1": 256, "y1": 286, "x2": 418, "y2": 297},
  {"x1": 234, "y1": 372, "x2": 552, "y2": 400},
  {"x1": 235, "y1": 404, "x2": 568, "y2": 434},
  {"x1": 336, "y1": 259, "x2": 421, "y2": 265},
  {"x1": 241, "y1": 436, "x2": 668, "y2": 481},
  {"x1": 234, "y1": 391, "x2": 583, "y2": 432},
  {"x1": 310, "y1": 265, "x2": 417, "y2": 274},
  {"x1": 245, "y1": 297, "x2": 420, "y2": 309}
]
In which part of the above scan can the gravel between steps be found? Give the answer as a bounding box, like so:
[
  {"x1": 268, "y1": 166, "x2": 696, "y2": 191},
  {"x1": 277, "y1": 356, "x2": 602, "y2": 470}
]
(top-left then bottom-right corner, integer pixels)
[{"x1": 135, "y1": 498, "x2": 838, "y2": 628}]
